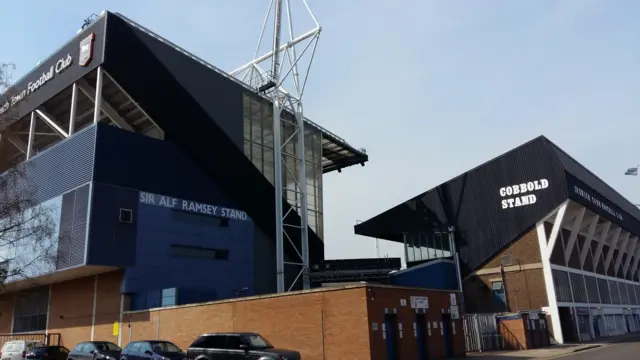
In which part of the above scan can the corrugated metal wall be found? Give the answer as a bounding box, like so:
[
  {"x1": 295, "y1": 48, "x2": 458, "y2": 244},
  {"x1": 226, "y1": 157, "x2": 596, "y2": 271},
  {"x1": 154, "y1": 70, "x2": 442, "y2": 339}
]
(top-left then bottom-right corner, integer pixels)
[{"x1": 418, "y1": 137, "x2": 568, "y2": 274}]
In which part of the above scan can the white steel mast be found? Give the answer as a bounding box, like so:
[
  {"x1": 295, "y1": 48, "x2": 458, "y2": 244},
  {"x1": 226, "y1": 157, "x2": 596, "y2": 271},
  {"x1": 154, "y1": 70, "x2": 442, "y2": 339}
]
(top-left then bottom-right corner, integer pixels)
[{"x1": 230, "y1": 0, "x2": 321, "y2": 292}]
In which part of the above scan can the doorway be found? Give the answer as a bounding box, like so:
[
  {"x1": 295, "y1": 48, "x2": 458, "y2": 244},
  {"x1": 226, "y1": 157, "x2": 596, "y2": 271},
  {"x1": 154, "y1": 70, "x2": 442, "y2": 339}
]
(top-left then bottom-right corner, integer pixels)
[
  {"x1": 442, "y1": 313, "x2": 454, "y2": 358},
  {"x1": 416, "y1": 314, "x2": 428, "y2": 359},
  {"x1": 384, "y1": 314, "x2": 399, "y2": 360}
]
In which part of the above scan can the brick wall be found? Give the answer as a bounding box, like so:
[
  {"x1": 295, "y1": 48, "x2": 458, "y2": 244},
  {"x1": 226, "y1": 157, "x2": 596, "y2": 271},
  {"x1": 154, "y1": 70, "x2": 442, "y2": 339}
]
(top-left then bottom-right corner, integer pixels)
[
  {"x1": 93, "y1": 271, "x2": 124, "y2": 343},
  {"x1": 123, "y1": 287, "x2": 371, "y2": 360},
  {"x1": 48, "y1": 271, "x2": 123, "y2": 347},
  {"x1": 48, "y1": 276, "x2": 94, "y2": 347},
  {"x1": 0, "y1": 294, "x2": 13, "y2": 333},
  {"x1": 121, "y1": 285, "x2": 465, "y2": 360},
  {"x1": 464, "y1": 229, "x2": 548, "y2": 313}
]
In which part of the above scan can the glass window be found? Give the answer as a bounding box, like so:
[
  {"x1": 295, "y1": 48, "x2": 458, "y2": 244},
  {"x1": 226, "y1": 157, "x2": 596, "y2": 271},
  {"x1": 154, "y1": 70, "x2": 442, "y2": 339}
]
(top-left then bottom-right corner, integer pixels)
[
  {"x1": 128, "y1": 343, "x2": 141, "y2": 354},
  {"x1": 83, "y1": 344, "x2": 95, "y2": 353},
  {"x1": 191, "y1": 335, "x2": 226, "y2": 349},
  {"x1": 241, "y1": 334, "x2": 273, "y2": 349},
  {"x1": 161, "y1": 288, "x2": 177, "y2": 307},
  {"x1": 150, "y1": 342, "x2": 181, "y2": 353},
  {"x1": 13, "y1": 286, "x2": 49, "y2": 333},
  {"x1": 71, "y1": 344, "x2": 85, "y2": 353},
  {"x1": 171, "y1": 210, "x2": 225, "y2": 227},
  {"x1": 171, "y1": 245, "x2": 229, "y2": 261},
  {"x1": 138, "y1": 343, "x2": 153, "y2": 354}
]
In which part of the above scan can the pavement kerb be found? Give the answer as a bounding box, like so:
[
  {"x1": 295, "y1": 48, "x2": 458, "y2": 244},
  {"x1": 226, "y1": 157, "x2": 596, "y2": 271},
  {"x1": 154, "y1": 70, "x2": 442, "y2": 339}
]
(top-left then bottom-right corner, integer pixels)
[{"x1": 540, "y1": 335, "x2": 638, "y2": 359}]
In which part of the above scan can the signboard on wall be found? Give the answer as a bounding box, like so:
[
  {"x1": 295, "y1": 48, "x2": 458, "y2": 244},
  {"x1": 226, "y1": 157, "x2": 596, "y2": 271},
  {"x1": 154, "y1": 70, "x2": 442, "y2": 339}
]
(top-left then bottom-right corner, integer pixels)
[
  {"x1": 571, "y1": 185, "x2": 623, "y2": 221},
  {"x1": 410, "y1": 296, "x2": 429, "y2": 309},
  {"x1": 564, "y1": 174, "x2": 640, "y2": 234},
  {"x1": 139, "y1": 191, "x2": 250, "y2": 221},
  {"x1": 499, "y1": 179, "x2": 550, "y2": 210}
]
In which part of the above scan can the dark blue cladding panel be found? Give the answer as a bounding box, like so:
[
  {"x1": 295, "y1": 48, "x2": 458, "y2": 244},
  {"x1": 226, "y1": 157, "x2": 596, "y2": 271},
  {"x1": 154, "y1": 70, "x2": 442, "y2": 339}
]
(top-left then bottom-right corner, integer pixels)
[
  {"x1": 92, "y1": 124, "x2": 236, "y2": 208},
  {"x1": 0, "y1": 17, "x2": 106, "y2": 126},
  {"x1": 85, "y1": 183, "x2": 138, "y2": 267},
  {"x1": 124, "y1": 201, "x2": 255, "y2": 302},
  {"x1": 89, "y1": 124, "x2": 277, "y2": 293},
  {"x1": 390, "y1": 260, "x2": 458, "y2": 291}
]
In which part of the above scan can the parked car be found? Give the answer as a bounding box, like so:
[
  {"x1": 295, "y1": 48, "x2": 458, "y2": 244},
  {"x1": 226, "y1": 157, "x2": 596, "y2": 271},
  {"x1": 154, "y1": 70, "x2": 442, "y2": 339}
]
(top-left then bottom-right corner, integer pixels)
[
  {"x1": 68, "y1": 342, "x2": 121, "y2": 360},
  {"x1": 26, "y1": 346, "x2": 70, "y2": 360},
  {"x1": 185, "y1": 332, "x2": 301, "y2": 360},
  {"x1": 1, "y1": 341, "x2": 45, "y2": 360},
  {"x1": 120, "y1": 341, "x2": 184, "y2": 360}
]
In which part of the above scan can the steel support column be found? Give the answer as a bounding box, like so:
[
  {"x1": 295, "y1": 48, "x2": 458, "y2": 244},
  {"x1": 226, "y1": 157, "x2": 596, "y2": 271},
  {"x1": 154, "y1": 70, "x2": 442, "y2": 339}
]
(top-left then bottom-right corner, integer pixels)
[
  {"x1": 537, "y1": 200, "x2": 568, "y2": 344},
  {"x1": 26, "y1": 112, "x2": 36, "y2": 159},
  {"x1": 69, "y1": 83, "x2": 78, "y2": 135},
  {"x1": 93, "y1": 66, "x2": 103, "y2": 124}
]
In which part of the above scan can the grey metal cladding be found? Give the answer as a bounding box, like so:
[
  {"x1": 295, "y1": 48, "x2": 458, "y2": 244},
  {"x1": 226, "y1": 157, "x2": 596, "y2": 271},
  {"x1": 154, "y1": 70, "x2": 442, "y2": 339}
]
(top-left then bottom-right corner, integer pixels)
[
  {"x1": 25, "y1": 126, "x2": 96, "y2": 203},
  {"x1": 55, "y1": 184, "x2": 90, "y2": 270},
  {"x1": 425, "y1": 136, "x2": 567, "y2": 273},
  {"x1": 0, "y1": 16, "x2": 106, "y2": 127}
]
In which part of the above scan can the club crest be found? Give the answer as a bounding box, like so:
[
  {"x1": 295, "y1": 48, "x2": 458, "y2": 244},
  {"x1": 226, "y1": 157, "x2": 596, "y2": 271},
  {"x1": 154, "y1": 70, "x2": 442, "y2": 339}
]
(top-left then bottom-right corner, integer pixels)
[{"x1": 79, "y1": 33, "x2": 95, "y2": 67}]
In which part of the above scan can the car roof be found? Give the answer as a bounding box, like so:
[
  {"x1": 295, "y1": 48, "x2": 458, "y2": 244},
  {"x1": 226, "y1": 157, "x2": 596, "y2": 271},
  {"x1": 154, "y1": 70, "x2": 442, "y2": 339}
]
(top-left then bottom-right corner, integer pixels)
[{"x1": 199, "y1": 333, "x2": 258, "y2": 337}]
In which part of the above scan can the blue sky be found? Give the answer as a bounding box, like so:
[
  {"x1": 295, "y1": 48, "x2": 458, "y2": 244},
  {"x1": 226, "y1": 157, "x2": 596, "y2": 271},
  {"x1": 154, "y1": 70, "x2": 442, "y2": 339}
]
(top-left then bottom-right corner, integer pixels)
[{"x1": 3, "y1": 1, "x2": 640, "y2": 261}]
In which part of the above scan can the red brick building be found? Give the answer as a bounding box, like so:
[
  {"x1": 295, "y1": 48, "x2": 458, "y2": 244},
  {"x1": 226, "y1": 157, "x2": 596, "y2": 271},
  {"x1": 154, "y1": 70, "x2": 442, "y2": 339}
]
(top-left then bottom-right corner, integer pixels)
[{"x1": 0, "y1": 280, "x2": 464, "y2": 360}]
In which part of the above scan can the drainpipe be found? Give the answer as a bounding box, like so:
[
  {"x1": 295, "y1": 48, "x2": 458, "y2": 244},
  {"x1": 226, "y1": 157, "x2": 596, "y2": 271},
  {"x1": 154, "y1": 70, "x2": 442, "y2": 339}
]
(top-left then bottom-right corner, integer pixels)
[
  {"x1": 500, "y1": 264, "x2": 509, "y2": 312},
  {"x1": 449, "y1": 226, "x2": 465, "y2": 312}
]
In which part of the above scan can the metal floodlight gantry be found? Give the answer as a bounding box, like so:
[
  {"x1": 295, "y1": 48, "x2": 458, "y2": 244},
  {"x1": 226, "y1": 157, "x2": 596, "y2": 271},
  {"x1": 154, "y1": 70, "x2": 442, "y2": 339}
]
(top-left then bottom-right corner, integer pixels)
[{"x1": 230, "y1": 0, "x2": 321, "y2": 293}]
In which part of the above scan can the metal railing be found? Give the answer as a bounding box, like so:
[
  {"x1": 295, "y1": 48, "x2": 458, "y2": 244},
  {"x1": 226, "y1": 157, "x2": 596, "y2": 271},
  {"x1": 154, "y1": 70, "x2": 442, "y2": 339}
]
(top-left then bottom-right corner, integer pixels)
[
  {"x1": 0, "y1": 333, "x2": 61, "y2": 348},
  {"x1": 463, "y1": 313, "x2": 504, "y2": 352}
]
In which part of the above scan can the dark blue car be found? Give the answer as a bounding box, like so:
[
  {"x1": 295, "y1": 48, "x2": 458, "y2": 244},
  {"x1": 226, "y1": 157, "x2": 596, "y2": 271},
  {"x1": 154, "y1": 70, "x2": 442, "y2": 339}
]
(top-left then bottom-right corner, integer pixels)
[{"x1": 120, "y1": 341, "x2": 184, "y2": 360}]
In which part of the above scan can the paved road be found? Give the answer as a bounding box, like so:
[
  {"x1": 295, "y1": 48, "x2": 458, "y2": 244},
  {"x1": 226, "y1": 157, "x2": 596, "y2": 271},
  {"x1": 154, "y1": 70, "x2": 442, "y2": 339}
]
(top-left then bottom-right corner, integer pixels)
[{"x1": 553, "y1": 338, "x2": 640, "y2": 360}]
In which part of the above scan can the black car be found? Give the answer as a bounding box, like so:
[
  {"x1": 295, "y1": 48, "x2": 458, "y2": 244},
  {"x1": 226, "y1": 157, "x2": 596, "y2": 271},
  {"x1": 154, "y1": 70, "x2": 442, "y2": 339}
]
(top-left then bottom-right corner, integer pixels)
[
  {"x1": 185, "y1": 333, "x2": 300, "y2": 360},
  {"x1": 68, "y1": 342, "x2": 122, "y2": 360},
  {"x1": 26, "y1": 346, "x2": 70, "y2": 360},
  {"x1": 120, "y1": 341, "x2": 184, "y2": 360}
]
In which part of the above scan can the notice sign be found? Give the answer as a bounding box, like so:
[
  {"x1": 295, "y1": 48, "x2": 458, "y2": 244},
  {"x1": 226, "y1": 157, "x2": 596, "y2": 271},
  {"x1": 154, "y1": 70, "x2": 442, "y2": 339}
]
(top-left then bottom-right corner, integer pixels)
[
  {"x1": 451, "y1": 306, "x2": 459, "y2": 320},
  {"x1": 410, "y1": 296, "x2": 429, "y2": 309},
  {"x1": 450, "y1": 293, "x2": 457, "y2": 306}
]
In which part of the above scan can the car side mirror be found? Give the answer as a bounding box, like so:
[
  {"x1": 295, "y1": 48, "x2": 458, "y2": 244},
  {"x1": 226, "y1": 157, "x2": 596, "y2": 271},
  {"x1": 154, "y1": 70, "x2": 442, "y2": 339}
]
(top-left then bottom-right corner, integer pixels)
[
  {"x1": 144, "y1": 350, "x2": 153, "y2": 355},
  {"x1": 89, "y1": 350, "x2": 95, "y2": 355}
]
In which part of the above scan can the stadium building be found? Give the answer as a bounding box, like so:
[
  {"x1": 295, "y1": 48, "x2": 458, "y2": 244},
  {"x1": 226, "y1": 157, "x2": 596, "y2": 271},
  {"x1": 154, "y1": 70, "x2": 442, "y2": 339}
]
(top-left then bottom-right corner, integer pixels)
[
  {"x1": 0, "y1": 11, "x2": 368, "y2": 341},
  {"x1": 356, "y1": 136, "x2": 640, "y2": 344}
]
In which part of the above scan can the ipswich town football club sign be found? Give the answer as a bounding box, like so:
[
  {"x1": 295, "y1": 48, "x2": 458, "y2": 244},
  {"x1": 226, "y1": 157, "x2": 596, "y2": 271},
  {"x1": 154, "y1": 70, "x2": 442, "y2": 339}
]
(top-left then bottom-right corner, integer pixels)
[{"x1": 79, "y1": 33, "x2": 95, "y2": 67}]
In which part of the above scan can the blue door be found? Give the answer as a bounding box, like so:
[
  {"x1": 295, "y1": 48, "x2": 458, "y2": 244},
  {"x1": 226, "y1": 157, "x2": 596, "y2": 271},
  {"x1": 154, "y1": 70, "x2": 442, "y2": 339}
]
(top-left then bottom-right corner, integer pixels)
[
  {"x1": 442, "y1": 314, "x2": 453, "y2": 358},
  {"x1": 416, "y1": 314, "x2": 427, "y2": 359},
  {"x1": 384, "y1": 314, "x2": 399, "y2": 360}
]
